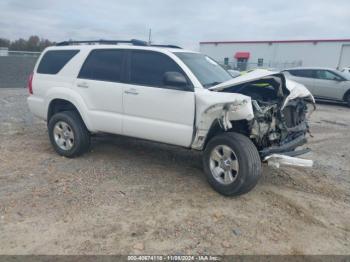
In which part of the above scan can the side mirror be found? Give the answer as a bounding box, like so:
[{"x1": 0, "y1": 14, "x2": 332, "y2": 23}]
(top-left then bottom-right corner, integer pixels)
[{"x1": 163, "y1": 72, "x2": 188, "y2": 90}]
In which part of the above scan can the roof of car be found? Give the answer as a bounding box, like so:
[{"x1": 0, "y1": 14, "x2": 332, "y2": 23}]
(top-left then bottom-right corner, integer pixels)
[
  {"x1": 283, "y1": 67, "x2": 337, "y2": 71},
  {"x1": 47, "y1": 43, "x2": 196, "y2": 54}
]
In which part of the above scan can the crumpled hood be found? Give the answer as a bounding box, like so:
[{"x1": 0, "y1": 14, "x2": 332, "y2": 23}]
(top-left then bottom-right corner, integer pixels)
[
  {"x1": 282, "y1": 78, "x2": 315, "y2": 108},
  {"x1": 209, "y1": 69, "x2": 315, "y2": 109}
]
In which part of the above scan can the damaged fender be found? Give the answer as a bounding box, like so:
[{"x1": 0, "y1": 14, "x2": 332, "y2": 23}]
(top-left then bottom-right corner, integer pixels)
[
  {"x1": 283, "y1": 78, "x2": 316, "y2": 110},
  {"x1": 191, "y1": 69, "x2": 316, "y2": 154},
  {"x1": 191, "y1": 89, "x2": 254, "y2": 150}
]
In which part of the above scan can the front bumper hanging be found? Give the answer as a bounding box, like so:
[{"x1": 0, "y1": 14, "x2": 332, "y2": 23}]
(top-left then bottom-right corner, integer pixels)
[
  {"x1": 259, "y1": 135, "x2": 308, "y2": 158},
  {"x1": 263, "y1": 154, "x2": 313, "y2": 169}
]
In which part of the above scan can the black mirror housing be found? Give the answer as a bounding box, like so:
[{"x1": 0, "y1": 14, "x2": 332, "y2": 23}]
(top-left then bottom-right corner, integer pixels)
[{"x1": 163, "y1": 72, "x2": 188, "y2": 90}]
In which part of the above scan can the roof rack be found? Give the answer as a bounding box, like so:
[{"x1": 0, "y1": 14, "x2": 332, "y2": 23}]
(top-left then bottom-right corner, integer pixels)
[
  {"x1": 150, "y1": 44, "x2": 182, "y2": 49},
  {"x1": 56, "y1": 39, "x2": 182, "y2": 49}
]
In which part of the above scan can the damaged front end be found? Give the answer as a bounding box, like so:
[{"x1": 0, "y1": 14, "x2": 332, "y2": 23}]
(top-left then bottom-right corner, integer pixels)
[
  {"x1": 193, "y1": 69, "x2": 316, "y2": 163},
  {"x1": 250, "y1": 97, "x2": 312, "y2": 158}
]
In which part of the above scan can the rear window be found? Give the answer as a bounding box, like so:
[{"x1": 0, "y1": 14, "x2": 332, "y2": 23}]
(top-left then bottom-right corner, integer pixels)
[
  {"x1": 78, "y1": 49, "x2": 125, "y2": 82},
  {"x1": 37, "y1": 50, "x2": 79, "y2": 74}
]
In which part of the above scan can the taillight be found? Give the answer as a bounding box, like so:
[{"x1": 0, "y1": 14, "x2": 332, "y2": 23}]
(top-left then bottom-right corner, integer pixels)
[{"x1": 27, "y1": 72, "x2": 33, "y2": 95}]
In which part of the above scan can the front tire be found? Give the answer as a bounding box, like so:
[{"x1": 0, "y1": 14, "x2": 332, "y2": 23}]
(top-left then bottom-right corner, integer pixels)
[
  {"x1": 48, "y1": 111, "x2": 90, "y2": 158},
  {"x1": 345, "y1": 92, "x2": 350, "y2": 107},
  {"x1": 203, "y1": 132, "x2": 262, "y2": 196}
]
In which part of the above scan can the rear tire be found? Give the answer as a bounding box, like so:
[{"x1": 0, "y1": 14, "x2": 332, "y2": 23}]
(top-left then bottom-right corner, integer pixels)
[
  {"x1": 48, "y1": 111, "x2": 90, "y2": 158},
  {"x1": 203, "y1": 132, "x2": 262, "y2": 196}
]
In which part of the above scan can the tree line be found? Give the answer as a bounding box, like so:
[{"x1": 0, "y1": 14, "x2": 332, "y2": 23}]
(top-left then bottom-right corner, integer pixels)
[{"x1": 0, "y1": 36, "x2": 55, "y2": 52}]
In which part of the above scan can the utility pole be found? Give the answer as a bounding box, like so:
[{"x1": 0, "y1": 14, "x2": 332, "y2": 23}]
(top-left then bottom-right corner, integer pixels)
[{"x1": 148, "y1": 28, "x2": 152, "y2": 45}]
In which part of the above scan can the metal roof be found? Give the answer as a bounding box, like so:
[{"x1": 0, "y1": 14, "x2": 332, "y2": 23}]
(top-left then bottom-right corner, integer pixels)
[{"x1": 200, "y1": 39, "x2": 350, "y2": 45}]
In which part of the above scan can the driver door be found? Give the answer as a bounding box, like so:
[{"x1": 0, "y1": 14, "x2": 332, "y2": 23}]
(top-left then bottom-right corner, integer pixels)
[{"x1": 122, "y1": 50, "x2": 195, "y2": 147}]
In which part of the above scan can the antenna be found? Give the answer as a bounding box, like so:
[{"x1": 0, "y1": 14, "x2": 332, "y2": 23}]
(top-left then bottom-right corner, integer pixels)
[{"x1": 148, "y1": 28, "x2": 152, "y2": 45}]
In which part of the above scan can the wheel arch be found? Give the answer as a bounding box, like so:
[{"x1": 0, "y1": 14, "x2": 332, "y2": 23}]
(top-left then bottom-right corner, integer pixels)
[
  {"x1": 45, "y1": 88, "x2": 94, "y2": 131},
  {"x1": 203, "y1": 119, "x2": 251, "y2": 150},
  {"x1": 48, "y1": 99, "x2": 78, "y2": 120},
  {"x1": 343, "y1": 89, "x2": 350, "y2": 101}
]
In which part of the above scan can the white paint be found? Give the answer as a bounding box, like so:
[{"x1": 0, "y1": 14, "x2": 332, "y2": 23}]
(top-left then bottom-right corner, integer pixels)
[
  {"x1": 122, "y1": 83, "x2": 195, "y2": 147},
  {"x1": 28, "y1": 45, "x2": 312, "y2": 151}
]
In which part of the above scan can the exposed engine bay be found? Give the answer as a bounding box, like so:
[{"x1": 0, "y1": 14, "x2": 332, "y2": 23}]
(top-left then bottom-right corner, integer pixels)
[
  {"x1": 220, "y1": 75, "x2": 315, "y2": 157},
  {"x1": 191, "y1": 69, "x2": 315, "y2": 163}
]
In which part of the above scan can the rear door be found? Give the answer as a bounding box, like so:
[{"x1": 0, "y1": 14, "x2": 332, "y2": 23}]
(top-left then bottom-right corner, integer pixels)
[
  {"x1": 76, "y1": 49, "x2": 127, "y2": 134},
  {"x1": 122, "y1": 50, "x2": 195, "y2": 147}
]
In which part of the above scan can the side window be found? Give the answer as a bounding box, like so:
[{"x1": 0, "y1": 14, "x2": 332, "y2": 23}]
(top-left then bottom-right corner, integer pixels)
[
  {"x1": 288, "y1": 69, "x2": 314, "y2": 78},
  {"x1": 37, "y1": 50, "x2": 79, "y2": 74},
  {"x1": 287, "y1": 70, "x2": 301, "y2": 77},
  {"x1": 129, "y1": 50, "x2": 186, "y2": 88},
  {"x1": 79, "y1": 49, "x2": 124, "y2": 82},
  {"x1": 315, "y1": 70, "x2": 341, "y2": 81}
]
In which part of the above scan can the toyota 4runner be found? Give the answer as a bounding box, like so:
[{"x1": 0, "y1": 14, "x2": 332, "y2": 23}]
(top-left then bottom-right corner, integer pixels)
[{"x1": 27, "y1": 40, "x2": 315, "y2": 196}]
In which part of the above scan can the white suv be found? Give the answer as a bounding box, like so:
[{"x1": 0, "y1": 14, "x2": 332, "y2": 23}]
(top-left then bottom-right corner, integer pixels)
[{"x1": 27, "y1": 40, "x2": 315, "y2": 196}]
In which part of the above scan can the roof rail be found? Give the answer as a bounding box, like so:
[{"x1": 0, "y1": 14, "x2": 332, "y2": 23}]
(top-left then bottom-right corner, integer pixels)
[
  {"x1": 55, "y1": 39, "x2": 182, "y2": 49},
  {"x1": 56, "y1": 39, "x2": 148, "y2": 46},
  {"x1": 55, "y1": 39, "x2": 148, "y2": 46},
  {"x1": 150, "y1": 44, "x2": 182, "y2": 49}
]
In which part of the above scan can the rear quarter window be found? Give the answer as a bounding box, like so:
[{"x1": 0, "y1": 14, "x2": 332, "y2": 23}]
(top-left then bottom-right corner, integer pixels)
[{"x1": 37, "y1": 50, "x2": 79, "y2": 74}]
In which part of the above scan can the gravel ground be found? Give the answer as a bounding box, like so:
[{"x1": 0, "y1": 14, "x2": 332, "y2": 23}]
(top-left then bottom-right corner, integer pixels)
[{"x1": 0, "y1": 88, "x2": 349, "y2": 255}]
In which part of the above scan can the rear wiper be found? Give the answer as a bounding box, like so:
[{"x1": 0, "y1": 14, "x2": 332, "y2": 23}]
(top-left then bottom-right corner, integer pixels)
[{"x1": 203, "y1": 81, "x2": 222, "y2": 88}]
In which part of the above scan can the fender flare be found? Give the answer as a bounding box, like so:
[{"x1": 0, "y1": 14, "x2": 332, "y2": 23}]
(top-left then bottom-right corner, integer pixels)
[{"x1": 45, "y1": 87, "x2": 95, "y2": 132}]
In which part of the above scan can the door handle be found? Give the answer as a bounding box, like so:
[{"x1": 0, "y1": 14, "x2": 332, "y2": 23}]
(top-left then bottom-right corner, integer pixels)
[
  {"x1": 124, "y1": 88, "x2": 139, "y2": 95},
  {"x1": 77, "y1": 82, "x2": 89, "y2": 88}
]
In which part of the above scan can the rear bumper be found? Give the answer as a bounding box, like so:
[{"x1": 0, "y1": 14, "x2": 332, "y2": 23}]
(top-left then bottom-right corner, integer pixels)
[{"x1": 27, "y1": 96, "x2": 46, "y2": 120}]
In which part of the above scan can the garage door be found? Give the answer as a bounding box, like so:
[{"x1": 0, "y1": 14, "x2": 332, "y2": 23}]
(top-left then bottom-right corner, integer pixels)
[{"x1": 339, "y1": 45, "x2": 350, "y2": 69}]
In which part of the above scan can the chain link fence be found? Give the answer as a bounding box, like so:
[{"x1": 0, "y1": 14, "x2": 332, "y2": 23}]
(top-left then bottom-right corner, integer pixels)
[
  {"x1": 0, "y1": 50, "x2": 41, "y2": 88},
  {"x1": 220, "y1": 60, "x2": 303, "y2": 72}
]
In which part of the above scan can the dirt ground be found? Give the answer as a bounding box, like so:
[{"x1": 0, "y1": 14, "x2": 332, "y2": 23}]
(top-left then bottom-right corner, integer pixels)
[{"x1": 0, "y1": 88, "x2": 349, "y2": 255}]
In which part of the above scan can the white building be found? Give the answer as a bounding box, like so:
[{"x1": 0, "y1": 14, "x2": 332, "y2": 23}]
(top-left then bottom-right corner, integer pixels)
[
  {"x1": 199, "y1": 39, "x2": 350, "y2": 71},
  {"x1": 0, "y1": 47, "x2": 9, "y2": 56}
]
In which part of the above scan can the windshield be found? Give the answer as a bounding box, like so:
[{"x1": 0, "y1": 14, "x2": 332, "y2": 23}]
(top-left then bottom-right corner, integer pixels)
[
  {"x1": 337, "y1": 70, "x2": 350, "y2": 80},
  {"x1": 174, "y1": 52, "x2": 232, "y2": 88}
]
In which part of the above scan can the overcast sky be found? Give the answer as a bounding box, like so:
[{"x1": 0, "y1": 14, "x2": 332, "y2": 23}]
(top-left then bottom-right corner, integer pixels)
[{"x1": 1, "y1": 0, "x2": 350, "y2": 50}]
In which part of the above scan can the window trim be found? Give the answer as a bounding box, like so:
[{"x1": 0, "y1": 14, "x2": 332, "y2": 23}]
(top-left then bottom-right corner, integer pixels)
[
  {"x1": 78, "y1": 49, "x2": 127, "y2": 83},
  {"x1": 287, "y1": 69, "x2": 315, "y2": 79},
  {"x1": 125, "y1": 49, "x2": 194, "y2": 91},
  {"x1": 318, "y1": 70, "x2": 346, "y2": 81},
  {"x1": 37, "y1": 50, "x2": 80, "y2": 75}
]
